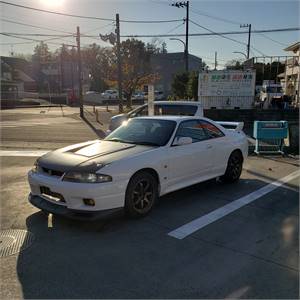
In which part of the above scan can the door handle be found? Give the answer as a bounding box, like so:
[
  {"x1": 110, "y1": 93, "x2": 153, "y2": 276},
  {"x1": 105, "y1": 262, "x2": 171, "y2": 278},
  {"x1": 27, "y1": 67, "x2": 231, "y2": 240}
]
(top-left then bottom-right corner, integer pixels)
[{"x1": 206, "y1": 144, "x2": 213, "y2": 149}]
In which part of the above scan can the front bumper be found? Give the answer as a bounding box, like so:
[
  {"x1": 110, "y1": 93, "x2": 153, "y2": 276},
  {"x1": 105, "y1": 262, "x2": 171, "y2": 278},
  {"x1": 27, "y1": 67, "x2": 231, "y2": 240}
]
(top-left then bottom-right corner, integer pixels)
[
  {"x1": 29, "y1": 194, "x2": 122, "y2": 221},
  {"x1": 28, "y1": 170, "x2": 127, "y2": 212}
]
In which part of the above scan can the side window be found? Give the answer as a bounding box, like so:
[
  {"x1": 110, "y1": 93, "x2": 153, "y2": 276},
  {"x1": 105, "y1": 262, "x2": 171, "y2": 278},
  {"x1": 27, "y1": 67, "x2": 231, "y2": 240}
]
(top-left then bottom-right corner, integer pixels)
[
  {"x1": 175, "y1": 120, "x2": 209, "y2": 143},
  {"x1": 180, "y1": 105, "x2": 197, "y2": 116},
  {"x1": 163, "y1": 105, "x2": 180, "y2": 115},
  {"x1": 199, "y1": 120, "x2": 225, "y2": 138},
  {"x1": 162, "y1": 105, "x2": 197, "y2": 116}
]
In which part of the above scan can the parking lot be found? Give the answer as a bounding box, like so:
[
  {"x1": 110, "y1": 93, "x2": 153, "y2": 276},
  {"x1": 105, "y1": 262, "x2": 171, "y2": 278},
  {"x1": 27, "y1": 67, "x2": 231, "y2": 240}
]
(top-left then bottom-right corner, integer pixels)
[{"x1": 0, "y1": 107, "x2": 299, "y2": 299}]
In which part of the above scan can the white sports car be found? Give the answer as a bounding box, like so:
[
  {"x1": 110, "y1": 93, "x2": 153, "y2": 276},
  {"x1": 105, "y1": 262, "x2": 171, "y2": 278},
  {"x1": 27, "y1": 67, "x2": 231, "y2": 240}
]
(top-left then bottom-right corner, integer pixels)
[{"x1": 28, "y1": 116, "x2": 248, "y2": 219}]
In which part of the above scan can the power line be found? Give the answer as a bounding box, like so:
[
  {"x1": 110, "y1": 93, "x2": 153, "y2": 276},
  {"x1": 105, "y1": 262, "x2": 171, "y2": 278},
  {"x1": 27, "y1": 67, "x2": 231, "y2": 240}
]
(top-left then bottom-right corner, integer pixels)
[
  {"x1": 190, "y1": 19, "x2": 266, "y2": 56},
  {"x1": 0, "y1": 41, "x2": 35, "y2": 46},
  {"x1": 257, "y1": 32, "x2": 288, "y2": 47},
  {"x1": 189, "y1": 8, "x2": 289, "y2": 50},
  {"x1": 1, "y1": 33, "x2": 76, "y2": 47},
  {"x1": 190, "y1": 8, "x2": 240, "y2": 26},
  {"x1": 83, "y1": 22, "x2": 114, "y2": 34},
  {"x1": 0, "y1": 1, "x2": 183, "y2": 23},
  {"x1": 1, "y1": 33, "x2": 73, "y2": 37},
  {"x1": 165, "y1": 21, "x2": 185, "y2": 35},
  {"x1": 189, "y1": 19, "x2": 246, "y2": 46},
  {"x1": 250, "y1": 45, "x2": 266, "y2": 56},
  {"x1": 0, "y1": 18, "x2": 73, "y2": 34},
  {"x1": 189, "y1": 8, "x2": 290, "y2": 49},
  {"x1": 120, "y1": 27, "x2": 300, "y2": 38},
  {"x1": 1, "y1": 27, "x2": 298, "y2": 40}
]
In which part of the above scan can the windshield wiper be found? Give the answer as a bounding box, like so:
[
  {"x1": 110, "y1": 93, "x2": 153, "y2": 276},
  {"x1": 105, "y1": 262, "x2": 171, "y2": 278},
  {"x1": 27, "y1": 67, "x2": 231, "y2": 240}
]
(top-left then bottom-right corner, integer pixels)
[
  {"x1": 134, "y1": 141, "x2": 160, "y2": 147},
  {"x1": 106, "y1": 138, "x2": 160, "y2": 147},
  {"x1": 106, "y1": 138, "x2": 135, "y2": 144}
]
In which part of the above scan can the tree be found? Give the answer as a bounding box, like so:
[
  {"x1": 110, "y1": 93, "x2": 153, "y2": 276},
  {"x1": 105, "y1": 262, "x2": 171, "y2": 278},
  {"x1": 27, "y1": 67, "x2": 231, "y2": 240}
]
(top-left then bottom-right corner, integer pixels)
[
  {"x1": 31, "y1": 42, "x2": 53, "y2": 92},
  {"x1": 253, "y1": 61, "x2": 285, "y2": 85},
  {"x1": 171, "y1": 72, "x2": 189, "y2": 99},
  {"x1": 32, "y1": 42, "x2": 52, "y2": 63},
  {"x1": 187, "y1": 71, "x2": 198, "y2": 101},
  {"x1": 81, "y1": 43, "x2": 111, "y2": 92},
  {"x1": 109, "y1": 39, "x2": 159, "y2": 108},
  {"x1": 146, "y1": 38, "x2": 167, "y2": 54},
  {"x1": 225, "y1": 59, "x2": 244, "y2": 70}
]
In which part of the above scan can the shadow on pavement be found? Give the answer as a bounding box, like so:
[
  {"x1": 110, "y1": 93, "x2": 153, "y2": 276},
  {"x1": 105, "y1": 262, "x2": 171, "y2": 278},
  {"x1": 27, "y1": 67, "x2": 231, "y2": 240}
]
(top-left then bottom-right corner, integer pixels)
[
  {"x1": 82, "y1": 115, "x2": 106, "y2": 139},
  {"x1": 16, "y1": 177, "x2": 299, "y2": 299}
]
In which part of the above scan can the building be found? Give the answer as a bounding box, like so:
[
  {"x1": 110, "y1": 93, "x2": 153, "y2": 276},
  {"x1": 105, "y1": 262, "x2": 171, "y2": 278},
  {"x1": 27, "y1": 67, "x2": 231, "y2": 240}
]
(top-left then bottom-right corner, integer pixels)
[
  {"x1": 278, "y1": 41, "x2": 300, "y2": 105},
  {"x1": 150, "y1": 52, "x2": 202, "y2": 96},
  {"x1": 1, "y1": 56, "x2": 37, "y2": 100},
  {"x1": 32, "y1": 59, "x2": 90, "y2": 95}
]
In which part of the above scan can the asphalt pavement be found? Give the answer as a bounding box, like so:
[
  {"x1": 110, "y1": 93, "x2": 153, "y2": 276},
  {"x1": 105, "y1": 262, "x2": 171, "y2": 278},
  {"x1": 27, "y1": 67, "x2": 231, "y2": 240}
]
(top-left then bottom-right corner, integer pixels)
[{"x1": 0, "y1": 107, "x2": 299, "y2": 299}]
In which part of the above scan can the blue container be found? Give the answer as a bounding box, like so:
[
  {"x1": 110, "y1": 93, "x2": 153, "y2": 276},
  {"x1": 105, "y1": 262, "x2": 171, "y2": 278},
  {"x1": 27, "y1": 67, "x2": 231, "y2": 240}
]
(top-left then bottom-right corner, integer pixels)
[{"x1": 253, "y1": 121, "x2": 288, "y2": 139}]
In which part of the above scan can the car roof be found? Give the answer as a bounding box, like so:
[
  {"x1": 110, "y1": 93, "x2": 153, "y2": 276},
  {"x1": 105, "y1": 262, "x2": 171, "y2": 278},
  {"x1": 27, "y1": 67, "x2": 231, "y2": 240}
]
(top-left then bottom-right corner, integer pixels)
[
  {"x1": 134, "y1": 115, "x2": 206, "y2": 122},
  {"x1": 151, "y1": 101, "x2": 203, "y2": 106}
]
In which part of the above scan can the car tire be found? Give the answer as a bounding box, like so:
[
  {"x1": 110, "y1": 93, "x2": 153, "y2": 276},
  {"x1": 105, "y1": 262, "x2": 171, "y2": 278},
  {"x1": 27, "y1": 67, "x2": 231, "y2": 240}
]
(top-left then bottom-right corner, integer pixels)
[
  {"x1": 125, "y1": 171, "x2": 158, "y2": 218},
  {"x1": 221, "y1": 150, "x2": 243, "y2": 183}
]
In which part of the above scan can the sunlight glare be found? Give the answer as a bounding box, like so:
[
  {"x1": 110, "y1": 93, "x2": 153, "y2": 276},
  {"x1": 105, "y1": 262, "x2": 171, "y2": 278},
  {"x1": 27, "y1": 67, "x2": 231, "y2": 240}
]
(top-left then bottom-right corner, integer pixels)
[{"x1": 40, "y1": 0, "x2": 65, "y2": 8}]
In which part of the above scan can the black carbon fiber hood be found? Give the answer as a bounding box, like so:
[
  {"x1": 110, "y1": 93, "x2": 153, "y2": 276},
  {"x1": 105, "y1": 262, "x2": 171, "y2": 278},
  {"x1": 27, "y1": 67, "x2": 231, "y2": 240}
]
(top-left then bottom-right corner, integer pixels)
[{"x1": 37, "y1": 140, "x2": 150, "y2": 173}]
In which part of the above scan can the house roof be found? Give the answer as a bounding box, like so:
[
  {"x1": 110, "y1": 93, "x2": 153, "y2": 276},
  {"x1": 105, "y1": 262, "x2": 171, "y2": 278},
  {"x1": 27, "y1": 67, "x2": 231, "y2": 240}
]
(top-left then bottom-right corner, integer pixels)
[
  {"x1": 1, "y1": 56, "x2": 36, "y2": 83},
  {"x1": 284, "y1": 41, "x2": 300, "y2": 52},
  {"x1": 1, "y1": 56, "x2": 28, "y2": 69}
]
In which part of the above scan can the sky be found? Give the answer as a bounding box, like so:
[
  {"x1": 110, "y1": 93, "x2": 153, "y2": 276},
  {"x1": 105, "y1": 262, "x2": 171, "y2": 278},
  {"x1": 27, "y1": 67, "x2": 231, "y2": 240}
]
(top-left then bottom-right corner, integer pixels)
[{"x1": 1, "y1": 0, "x2": 299, "y2": 68}]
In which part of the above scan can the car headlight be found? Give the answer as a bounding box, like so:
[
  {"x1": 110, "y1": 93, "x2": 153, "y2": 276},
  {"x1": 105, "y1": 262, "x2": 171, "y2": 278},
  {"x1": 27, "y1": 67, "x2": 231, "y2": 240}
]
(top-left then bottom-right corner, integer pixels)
[
  {"x1": 31, "y1": 160, "x2": 39, "y2": 173},
  {"x1": 62, "y1": 171, "x2": 112, "y2": 183}
]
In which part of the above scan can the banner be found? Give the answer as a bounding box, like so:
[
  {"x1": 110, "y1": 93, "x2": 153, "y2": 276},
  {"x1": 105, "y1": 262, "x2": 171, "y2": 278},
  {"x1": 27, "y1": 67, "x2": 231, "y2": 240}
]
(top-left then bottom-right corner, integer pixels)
[{"x1": 198, "y1": 70, "x2": 256, "y2": 97}]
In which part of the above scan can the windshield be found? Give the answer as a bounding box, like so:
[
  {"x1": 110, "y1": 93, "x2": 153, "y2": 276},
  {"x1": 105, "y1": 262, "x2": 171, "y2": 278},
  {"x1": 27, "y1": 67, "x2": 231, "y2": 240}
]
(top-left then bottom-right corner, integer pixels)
[{"x1": 105, "y1": 119, "x2": 176, "y2": 146}]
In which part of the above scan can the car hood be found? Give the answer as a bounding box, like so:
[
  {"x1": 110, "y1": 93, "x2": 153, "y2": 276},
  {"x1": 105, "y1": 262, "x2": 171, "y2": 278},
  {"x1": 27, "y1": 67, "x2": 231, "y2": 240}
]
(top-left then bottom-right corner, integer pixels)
[{"x1": 37, "y1": 140, "x2": 152, "y2": 173}]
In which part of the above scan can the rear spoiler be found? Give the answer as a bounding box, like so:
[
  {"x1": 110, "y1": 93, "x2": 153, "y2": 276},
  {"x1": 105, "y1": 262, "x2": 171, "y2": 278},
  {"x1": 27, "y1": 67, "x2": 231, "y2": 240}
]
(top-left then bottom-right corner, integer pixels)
[{"x1": 216, "y1": 121, "x2": 244, "y2": 132}]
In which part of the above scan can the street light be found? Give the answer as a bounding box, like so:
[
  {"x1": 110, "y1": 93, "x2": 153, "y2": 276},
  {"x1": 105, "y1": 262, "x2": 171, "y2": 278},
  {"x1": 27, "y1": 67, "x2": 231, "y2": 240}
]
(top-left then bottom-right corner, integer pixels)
[
  {"x1": 169, "y1": 38, "x2": 186, "y2": 50},
  {"x1": 233, "y1": 51, "x2": 247, "y2": 59},
  {"x1": 169, "y1": 38, "x2": 187, "y2": 71},
  {"x1": 171, "y1": 1, "x2": 189, "y2": 72}
]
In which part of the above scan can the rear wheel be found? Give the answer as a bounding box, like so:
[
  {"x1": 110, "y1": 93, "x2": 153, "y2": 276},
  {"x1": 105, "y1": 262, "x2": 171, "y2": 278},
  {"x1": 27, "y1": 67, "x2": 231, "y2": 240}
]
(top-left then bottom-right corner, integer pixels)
[
  {"x1": 221, "y1": 150, "x2": 243, "y2": 183},
  {"x1": 125, "y1": 171, "x2": 158, "y2": 218}
]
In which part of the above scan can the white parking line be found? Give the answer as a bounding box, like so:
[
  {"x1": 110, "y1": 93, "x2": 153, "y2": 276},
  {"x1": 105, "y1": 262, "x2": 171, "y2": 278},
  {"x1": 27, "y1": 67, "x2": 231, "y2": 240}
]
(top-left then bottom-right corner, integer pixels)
[
  {"x1": 0, "y1": 150, "x2": 49, "y2": 157},
  {"x1": 168, "y1": 170, "x2": 300, "y2": 240}
]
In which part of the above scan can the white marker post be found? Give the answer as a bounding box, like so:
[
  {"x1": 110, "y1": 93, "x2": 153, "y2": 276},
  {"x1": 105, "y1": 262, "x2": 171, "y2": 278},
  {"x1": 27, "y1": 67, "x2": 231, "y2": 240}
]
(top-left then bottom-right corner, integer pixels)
[{"x1": 148, "y1": 84, "x2": 155, "y2": 116}]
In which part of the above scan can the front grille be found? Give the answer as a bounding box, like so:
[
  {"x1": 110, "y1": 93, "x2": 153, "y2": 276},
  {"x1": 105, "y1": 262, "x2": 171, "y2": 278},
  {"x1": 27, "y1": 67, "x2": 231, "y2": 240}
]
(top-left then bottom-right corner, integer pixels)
[
  {"x1": 40, "y1": 186, "x2": 65, "y2": 203},
  {"x1": 41, "y1": 167, "x2": 64, "y2": 177}
]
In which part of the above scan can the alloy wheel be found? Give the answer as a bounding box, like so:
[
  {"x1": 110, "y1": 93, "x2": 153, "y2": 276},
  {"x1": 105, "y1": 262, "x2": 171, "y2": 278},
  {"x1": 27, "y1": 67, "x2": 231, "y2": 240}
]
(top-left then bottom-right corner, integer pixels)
[{"x1": 131, "y1": 179, "x2": 154, "y2": 213}]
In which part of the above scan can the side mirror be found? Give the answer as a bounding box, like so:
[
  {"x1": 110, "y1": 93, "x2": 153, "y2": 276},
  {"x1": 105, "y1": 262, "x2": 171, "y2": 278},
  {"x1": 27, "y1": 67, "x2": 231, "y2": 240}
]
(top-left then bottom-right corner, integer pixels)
[{"x1": 173, "y1": 137, "x2": 193, "y2": 146}]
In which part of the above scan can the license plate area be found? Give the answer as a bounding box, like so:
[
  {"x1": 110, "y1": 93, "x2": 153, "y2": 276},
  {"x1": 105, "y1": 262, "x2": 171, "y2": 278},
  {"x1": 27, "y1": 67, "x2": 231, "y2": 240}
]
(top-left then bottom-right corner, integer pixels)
[{"x1": 40, "y1": 186, "x2": 65, "y2": 203}]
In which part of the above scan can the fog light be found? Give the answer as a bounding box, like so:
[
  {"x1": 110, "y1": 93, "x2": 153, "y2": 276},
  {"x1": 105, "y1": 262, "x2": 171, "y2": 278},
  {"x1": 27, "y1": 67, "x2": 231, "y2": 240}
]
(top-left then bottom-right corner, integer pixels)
[{"x1": 83, "y1": 198, "x2": 95, "y2": 206}]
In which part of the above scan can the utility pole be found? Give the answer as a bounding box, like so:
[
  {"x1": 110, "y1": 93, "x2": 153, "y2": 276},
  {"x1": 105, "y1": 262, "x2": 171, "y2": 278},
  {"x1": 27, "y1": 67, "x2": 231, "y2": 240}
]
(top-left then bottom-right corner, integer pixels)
[
  {"x1": 172, "y1": 1, "x2": 189, "y2": 72},
  {"x1": 116, "y1": 14, "x2": 123, "y2": 113},
  {"x1": 240, "y1": 23, "x2": 251, "y2": 59},
  {"x1": 185, "y1": 1, "x2": 189, "y2": 72},
  {"x1": 76, "y1": 26, "x2": 84, "y2": 118},
  {"x1": 214, "y1": 51, "x2": 217, "y2": 70}
]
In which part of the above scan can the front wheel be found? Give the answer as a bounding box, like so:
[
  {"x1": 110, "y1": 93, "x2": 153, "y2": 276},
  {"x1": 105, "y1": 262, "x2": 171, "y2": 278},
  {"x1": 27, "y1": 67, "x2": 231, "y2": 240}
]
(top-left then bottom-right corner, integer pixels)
[
  {"x1": 221, "y1": 151, "x2": 243, "y2": 183},
  {"x1": 125, "y1": 171, "x2": 158, "y2": 218}
]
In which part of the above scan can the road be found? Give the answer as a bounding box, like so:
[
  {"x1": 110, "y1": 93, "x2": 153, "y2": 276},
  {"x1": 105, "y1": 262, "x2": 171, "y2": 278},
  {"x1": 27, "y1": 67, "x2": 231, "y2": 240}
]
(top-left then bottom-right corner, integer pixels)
[{"x1": 0, "y1": 107, "x2": 299, "y2": 299}]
